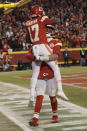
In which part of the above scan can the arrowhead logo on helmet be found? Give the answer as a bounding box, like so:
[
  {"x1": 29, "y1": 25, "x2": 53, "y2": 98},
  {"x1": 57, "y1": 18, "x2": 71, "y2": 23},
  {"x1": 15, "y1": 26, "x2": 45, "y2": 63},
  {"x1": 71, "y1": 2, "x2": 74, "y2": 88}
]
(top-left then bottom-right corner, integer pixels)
[{"x1": 31, "y1": 5, "x2": 45, "y2": 17}]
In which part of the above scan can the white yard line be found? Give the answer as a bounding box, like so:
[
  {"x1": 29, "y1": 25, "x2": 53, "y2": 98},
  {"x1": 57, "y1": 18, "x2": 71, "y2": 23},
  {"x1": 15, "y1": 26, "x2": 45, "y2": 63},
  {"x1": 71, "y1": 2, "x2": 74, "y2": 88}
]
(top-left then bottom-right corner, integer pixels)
[
  {"x1": 41, "y1": 119, "x2": 87, "y2": 128},
  {"x1": 58, "y1": 99, "x2": 87, "y2": 114},
  {"x1": 0, "y1": 82, "x2": 41, "y2": 131},
  {"x1": 0, "y1": 82, "x2": 87, "y2": 131},
  {"x1": 17, "y1": 107, "x2": 70, "y2": 115},
  {"x1": 0, "y1": 106, "x2": 32, "y2": 131},
  {"x1": 63, "y1": 126, "x2": 87, "y2": 131},
  {"x1": 24, "y1": 114, "x2": 87, "y2": 120},
  {"x1": 1, "y1": 82, "x2": 87, "y2": 113}
]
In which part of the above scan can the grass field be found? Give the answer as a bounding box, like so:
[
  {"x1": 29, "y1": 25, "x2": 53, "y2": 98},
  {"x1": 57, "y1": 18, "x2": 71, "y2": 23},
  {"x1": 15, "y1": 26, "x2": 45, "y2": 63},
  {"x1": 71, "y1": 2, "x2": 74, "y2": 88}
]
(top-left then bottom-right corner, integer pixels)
[{"x1": 0, "y1": 66, "x2": 87, "y2": 131}]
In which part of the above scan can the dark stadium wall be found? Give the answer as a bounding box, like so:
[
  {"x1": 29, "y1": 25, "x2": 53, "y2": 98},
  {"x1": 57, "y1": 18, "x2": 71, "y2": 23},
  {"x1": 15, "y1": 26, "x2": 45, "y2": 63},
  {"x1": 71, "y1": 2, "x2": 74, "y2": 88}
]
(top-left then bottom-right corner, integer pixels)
[{"x1": 7, "y1": 48, "x2": 87, "y2": 66}]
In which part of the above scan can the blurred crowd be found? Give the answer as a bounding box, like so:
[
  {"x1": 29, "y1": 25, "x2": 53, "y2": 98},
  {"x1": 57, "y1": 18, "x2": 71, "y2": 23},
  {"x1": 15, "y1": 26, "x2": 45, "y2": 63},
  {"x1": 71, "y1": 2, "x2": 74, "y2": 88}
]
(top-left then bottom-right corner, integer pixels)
[{"x1": 0, "y1": 0, "x2": 87, "y2": 53}]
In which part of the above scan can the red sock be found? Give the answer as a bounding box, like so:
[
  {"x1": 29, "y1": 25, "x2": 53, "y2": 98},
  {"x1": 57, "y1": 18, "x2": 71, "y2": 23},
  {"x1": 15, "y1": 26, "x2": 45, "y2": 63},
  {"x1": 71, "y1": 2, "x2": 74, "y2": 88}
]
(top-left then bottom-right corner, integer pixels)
[
  {"x1": 34, "y1": 95, "x2": 44, "y2": 114},
  {"x1": 49, "y1": 96, "x2": 58, "y2": 113}
]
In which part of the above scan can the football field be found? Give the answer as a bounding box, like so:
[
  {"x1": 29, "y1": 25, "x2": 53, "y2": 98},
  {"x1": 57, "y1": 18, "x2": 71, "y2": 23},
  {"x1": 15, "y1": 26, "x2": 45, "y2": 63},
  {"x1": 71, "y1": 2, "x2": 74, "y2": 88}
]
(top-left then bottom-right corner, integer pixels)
[{"x1": 0, "y1": 66, "x2": 87, "y2": 131}]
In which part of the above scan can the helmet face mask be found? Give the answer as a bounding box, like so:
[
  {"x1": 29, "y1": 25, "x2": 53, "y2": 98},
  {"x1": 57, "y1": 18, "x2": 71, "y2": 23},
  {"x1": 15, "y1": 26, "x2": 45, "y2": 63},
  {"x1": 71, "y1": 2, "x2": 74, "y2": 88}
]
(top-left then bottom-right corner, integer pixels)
[{"x1": 31, "y1": 5, "x2": 45, "y2": 17}]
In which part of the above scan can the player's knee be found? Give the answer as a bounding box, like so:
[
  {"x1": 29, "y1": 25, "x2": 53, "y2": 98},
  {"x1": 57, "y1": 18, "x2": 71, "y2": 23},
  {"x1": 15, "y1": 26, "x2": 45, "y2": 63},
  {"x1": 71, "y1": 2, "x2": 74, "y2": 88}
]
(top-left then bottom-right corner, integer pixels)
[
  {"x1": 48, "y1": 89, "x2": 56, "y2": 96},
  {"x1": 49, "y1": 96, "x2": 56, "y2": 103},
  {"x1": 36, "y1": 89, "x2": 45, "y2": 96}
]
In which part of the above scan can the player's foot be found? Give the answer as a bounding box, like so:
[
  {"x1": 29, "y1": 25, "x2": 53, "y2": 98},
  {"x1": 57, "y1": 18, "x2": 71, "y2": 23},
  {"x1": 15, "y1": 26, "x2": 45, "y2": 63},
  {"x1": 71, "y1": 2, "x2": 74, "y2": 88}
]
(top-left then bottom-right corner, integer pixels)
[
  {"x1": 57, "y1": 91, "x2": 69, "y2": 101},
  {"x1": 29, "y1": 117, "x2": 38, "y2": 126},
  {"x1": 28, "y1": 100, "x2": 34, "y2": 107},
  {"x1": 52, "y1": 115, "x2": 58, "y2": 123}
]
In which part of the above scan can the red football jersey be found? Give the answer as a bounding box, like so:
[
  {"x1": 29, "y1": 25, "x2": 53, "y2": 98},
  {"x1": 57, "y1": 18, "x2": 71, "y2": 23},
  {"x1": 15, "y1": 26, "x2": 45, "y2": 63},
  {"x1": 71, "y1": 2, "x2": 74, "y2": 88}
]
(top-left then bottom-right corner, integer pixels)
[
  {"x1": 27, "y1": 38, "x2": 62, "y2": 79},
  {"x1": 38, "y1": 62, "x2": 54, "y2": 79},
  {"x1": 26, "y1": 15, "x2": 52, "y2": 45},
  {"x1": 47, "y1": 38, "x2": 62, "y2": 55}
]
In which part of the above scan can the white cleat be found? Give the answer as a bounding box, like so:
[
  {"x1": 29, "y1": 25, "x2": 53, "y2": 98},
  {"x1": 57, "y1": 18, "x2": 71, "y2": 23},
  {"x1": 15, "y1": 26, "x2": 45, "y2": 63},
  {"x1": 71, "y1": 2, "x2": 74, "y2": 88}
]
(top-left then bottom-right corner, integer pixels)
[
  {"x1": 57, "y1": 91, "x2": 69, "y2": 101},
  {"x1": 28, "y1": 100, "x2": 34, "y2": 107}
]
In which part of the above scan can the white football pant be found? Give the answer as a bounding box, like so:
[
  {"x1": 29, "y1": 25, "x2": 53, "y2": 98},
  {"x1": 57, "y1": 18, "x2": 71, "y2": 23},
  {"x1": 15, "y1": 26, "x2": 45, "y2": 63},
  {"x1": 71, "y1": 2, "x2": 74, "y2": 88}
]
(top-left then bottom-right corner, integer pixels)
[{"x1": 36, "y1": 78, "x2": 56, "y2": 96}]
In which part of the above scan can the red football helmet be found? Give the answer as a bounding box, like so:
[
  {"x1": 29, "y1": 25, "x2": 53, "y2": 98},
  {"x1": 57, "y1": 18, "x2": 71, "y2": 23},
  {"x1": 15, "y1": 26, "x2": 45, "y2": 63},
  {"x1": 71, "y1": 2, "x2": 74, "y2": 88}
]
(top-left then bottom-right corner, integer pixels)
[{"x1": 31, "y1": 5, "x2": 45, "y2": 17}]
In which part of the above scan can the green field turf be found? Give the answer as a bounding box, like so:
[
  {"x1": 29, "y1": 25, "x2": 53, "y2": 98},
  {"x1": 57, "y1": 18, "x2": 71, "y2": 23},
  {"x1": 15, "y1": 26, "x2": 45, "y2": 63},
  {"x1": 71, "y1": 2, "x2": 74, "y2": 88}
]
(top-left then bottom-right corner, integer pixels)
[
  {"x1": 0, "y1": 66, "x2": 87, "y2": 131},
  {"x1": 0, "y1": 66, "x2": 87, "y2": 108},
  {"x1": 0, "y1": 113, "x2": 23, "y2": 131}
]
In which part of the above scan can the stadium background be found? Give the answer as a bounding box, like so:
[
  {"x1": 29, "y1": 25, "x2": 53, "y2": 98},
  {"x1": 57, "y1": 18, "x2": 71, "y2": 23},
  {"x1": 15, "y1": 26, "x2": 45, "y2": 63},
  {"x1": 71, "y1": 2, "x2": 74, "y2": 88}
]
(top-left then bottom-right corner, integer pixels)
[
  {"x1": 0, "y1": 0, "x2": 87, "y2": 69},
  {"x1": 0, "y1": 0, "x2": 87, "y2": 131}
]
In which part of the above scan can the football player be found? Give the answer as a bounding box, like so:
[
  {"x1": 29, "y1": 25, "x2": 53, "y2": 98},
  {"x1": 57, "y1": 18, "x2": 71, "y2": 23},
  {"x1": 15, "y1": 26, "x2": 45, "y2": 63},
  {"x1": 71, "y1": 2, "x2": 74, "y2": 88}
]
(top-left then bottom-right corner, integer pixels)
[
  {"x1": 26, "y1": 5, "x2": 68, "y2": 106},
  {"x1": 27, "y1": 47, "x2": 58, "y2": 126}
]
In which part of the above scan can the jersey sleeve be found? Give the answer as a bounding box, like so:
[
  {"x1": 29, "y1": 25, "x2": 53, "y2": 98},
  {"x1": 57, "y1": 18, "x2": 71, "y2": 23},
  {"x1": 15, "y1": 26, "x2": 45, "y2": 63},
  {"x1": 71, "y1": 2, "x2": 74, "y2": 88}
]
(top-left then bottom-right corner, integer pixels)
[
  {"x1": 41, "y1": 15, "x2": 52, "y2": 26},
  {"x1": 53, "y1": 40, "x2": 62, "y2": 55}
]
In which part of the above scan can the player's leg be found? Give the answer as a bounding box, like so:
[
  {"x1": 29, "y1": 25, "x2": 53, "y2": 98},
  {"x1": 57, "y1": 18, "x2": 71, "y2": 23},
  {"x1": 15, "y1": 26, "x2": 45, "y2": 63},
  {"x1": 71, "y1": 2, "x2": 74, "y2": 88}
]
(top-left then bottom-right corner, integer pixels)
[
  {"x1": 28, "y1": 45, "x2": 41, "y2": 107},
  {"x1": 29, "y1": 79, "x2": 46, "y2": 126},
  {"x1": 47, "y1": 61, "x2": 69, "y2": 101},
  {"x1": 47, "y1": 78, "x2": 58, "y2": 123},
  {"x1": 29, "y1": 44, "x2": 48, "y2": 107},
  {"x1": 28, "y1": 61, "x2": 41, "y2": 107},
  {"x1": 32, "y1": 44, "x2": 40, "y2": 60}
]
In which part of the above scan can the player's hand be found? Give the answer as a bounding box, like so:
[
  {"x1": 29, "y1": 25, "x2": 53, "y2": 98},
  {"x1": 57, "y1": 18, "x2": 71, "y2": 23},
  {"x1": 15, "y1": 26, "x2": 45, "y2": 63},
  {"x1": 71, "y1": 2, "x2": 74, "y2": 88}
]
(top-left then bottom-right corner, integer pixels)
[{"x1": 49, "y1": 54, "x2": 58, "y2": 61}]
